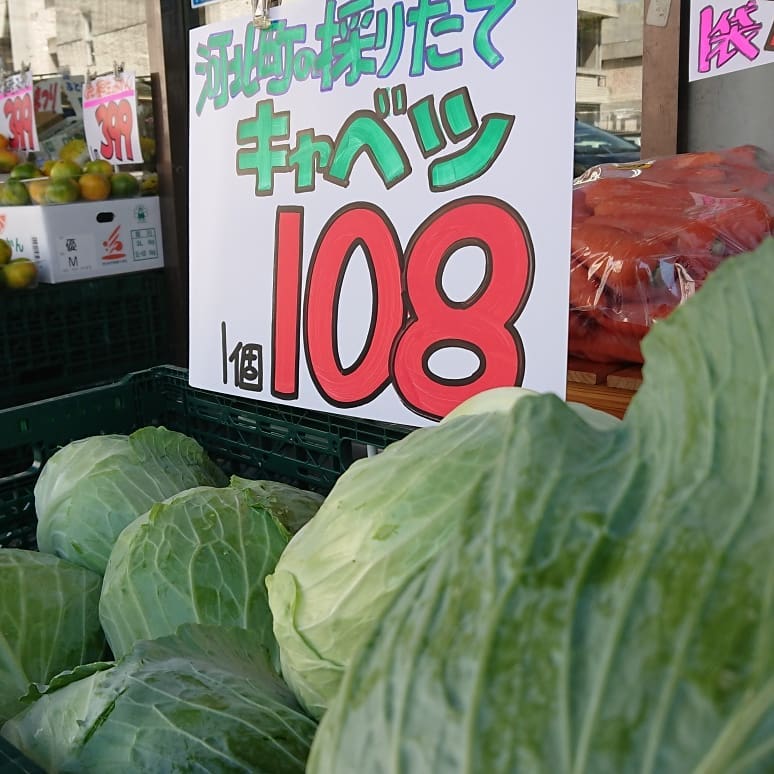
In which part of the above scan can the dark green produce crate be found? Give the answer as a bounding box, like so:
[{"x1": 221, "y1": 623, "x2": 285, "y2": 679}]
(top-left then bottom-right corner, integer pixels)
[
  {"x1": 0, "y1": 365, "x2": 410, "y2": 770},
  {"x1": 0, "y1": 270, "x2": 169, "y2": 409},
  {"x1": 0, "y1": 364, "x2": 410, "y2": 551}
]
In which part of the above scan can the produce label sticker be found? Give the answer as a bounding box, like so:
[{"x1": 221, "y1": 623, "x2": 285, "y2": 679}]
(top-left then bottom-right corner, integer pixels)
[
  {"x1": 131, "y1": 227, "x2": 160, "y2": 261},
  {"x1": 188, "y1": 0, "x2": 577, "y2": 426},
  {"x1": 689, "y1": 0, "x2": 774, "y2": 81},
  {"x1": 0, "y1": 71, "x2": 39, "y2": 152},
  {"x1": 34, "y1": 78, "x2": 63, "y2": 115},
  {"x1": 83, "y1": 72, "x2": 143, "y2": 166},
  {"x1": 56, "y1": 234, "x2": 97, "y2": 273}
]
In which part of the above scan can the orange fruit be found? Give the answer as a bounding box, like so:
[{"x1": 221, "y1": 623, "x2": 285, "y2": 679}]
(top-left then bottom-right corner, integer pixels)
[
  {"x1": 109, "y1": 172, "x2": 140, "y2": 198},
  {"x1": 27, "y1": 179, "x2": 49, "y2": 205},
  {"x1": 79, "y1": 173, "x2": 111, "y2": 201},
  {"x1": 9, "y1": 162, "x2": 40, "y2": 180},
  {"x1": 0, "y1": 134, "x2": 9, "y2": 151},
  {"x1": 3, "y1": 258, "x2": 37, "y2": 289},
  {"x1": 1, "y1": 180, "x2": 30, "y2": 206},
  {"x1": 0, "y1": 148, "x2": 19, "y2": 173},
  {"x1": 140, "y1": 172, "x2": 158, "y2": 195},
  {"x1": 49, "y1": 160, "x2": 82, "y2": 180},
  {"x1": 41, "y1": 159, "x2": 57, "y2": 176},
  {"x1": 83, "y1": 159, "x2": 113, "y2": 176},
  {"x1": 0, "y1": 240, "x2": 11, "y2": 265},
  {"x1": 45, "y1": 178, "x2": 80, "y2": 205},
  {"x1": 140, "y1": 136, "x2": 156, "y2": 164}
]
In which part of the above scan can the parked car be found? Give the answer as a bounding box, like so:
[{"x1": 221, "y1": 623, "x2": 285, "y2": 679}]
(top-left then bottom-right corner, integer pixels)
[{"x1": 574, "y1": 119, "x2": 641, "y2": 177}]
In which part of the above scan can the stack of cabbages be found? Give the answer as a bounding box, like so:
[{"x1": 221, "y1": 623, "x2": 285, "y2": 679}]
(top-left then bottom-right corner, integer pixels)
[
  {"x1": 0, "y1": 428, "x2": 322, "y2": 772},
  {"x1": 3, "y1": 242, "x2": 774, "y2": 773}
]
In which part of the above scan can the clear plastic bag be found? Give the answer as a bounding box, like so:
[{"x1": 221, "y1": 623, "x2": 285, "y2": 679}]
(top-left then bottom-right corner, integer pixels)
[{"x1": 570, "y1": 145, "x2": 774, "y2": 363}]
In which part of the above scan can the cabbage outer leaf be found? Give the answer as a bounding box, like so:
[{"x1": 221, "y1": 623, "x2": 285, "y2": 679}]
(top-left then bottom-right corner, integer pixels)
[
  {"x1": 0, "y1": 549, "x2": 105, "y2": 723},
  {"x1": 309, "y1": 242, "x2": 774, "y2": 772},
  {"x1": 3, "y1": 624, "x2": 316, "y2": 773}
]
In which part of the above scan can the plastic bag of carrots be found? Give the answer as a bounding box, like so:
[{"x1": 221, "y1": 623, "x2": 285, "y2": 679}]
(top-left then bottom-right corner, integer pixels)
[{"x1": 570, "y1": 145, "x2": 774, "y2": 364}]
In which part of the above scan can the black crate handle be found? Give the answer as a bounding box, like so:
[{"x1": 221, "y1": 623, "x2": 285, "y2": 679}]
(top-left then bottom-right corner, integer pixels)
[{"x1": 0, "y1": 445, "x2": 43, "y2": 483}]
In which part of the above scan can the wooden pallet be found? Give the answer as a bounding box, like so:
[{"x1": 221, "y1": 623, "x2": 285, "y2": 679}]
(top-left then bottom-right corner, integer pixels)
[{"x1": 566, "y1": 358, "x2": 643, "y2": 420}]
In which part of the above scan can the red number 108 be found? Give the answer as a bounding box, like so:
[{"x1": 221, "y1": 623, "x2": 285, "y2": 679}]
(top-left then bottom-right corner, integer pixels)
[{"x1": 272, "y1": 196, "x2": 534, "y2": 421}]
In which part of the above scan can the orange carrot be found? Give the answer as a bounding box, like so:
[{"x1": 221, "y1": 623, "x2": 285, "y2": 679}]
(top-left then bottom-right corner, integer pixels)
[
  {"x1": 572, "y1": 187, "x2": 593, "y2": 220},
  {"x1": 585, "y1": 213, "x2": 688, "y2": 243},
  {"x1": 569, "y1": 257, "x2": 606, "y2": 310},
  {"x1": 572, "y1": 222, "x2": 671, "y2": 291},
  {"x1": 674, "y1": 221, "x2": 726, "y2": 256},
  {"x1": 582, "y1": 178, "x2": 675, "y2": 209},
  {"x1": 704, "y1": 198, "x2": 771, "y2": 252},
  {"x1": 568, "y1": 310, "x2": 644, "y2": 364}
]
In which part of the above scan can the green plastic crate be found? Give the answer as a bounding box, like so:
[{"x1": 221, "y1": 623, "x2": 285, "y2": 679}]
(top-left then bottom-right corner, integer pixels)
[
  {"x1": 0, "y1": 365, "x2": 410, "y2": 770},
  {"x1": 0, "y1": 270, "x2": 169, "y2": 409},
  {"x1": 0, "y1": 364, "x2": 410, "y2": 548}
]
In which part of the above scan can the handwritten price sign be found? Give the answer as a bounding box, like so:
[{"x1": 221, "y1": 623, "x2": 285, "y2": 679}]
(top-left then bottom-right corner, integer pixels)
[
  {"x1": 83, "y1": 72, "x2": 142, "y2": 165},
  {"x1": 34, "y1": 78, "x2": 63, "y2": 114},
  {"x1": 688, "y1": 0, "x2": 774, "y2": 81},
  {"x1": 0, "y1": 71, "x2": 39, "y2": 152},
  {"x1": 188, "y1": 2, "x2": 577, "y2": 425}
]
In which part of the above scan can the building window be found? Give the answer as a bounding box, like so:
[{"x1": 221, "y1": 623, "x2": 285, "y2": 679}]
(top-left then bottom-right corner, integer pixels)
[
  {"x1": 576, "y1": 2, "x2": 644, "y2": 144},
  {"x1": 577, "y1": 16, "x2": 601, "y2": 70}
]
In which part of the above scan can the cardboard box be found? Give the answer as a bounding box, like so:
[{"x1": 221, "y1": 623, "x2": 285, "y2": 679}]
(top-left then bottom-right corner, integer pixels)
[{"x1": 0, "y1": 196, "x2": 164, "y2": 283}]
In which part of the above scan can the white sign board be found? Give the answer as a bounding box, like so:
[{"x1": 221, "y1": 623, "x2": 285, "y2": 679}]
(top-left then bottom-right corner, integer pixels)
[
  {"x1": 0, "y1": 71, "x2": 39, "y2": 152},
  {"x1": 83, "y1": 72, "x2": 143, "y2": 165},
  {"x1": 689, "y1": 0, "x2": 774, "y2": 81},
  {"x1": 188, "y1": 1, "x2": 576, "y2": 425}
]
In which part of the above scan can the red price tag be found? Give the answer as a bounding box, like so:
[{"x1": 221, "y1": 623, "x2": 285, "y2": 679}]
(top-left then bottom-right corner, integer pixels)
[
  {"x1": 4, "y1": 92, "x2": 35, "y2": 151},
  {"x1": 95, "y1": 99, "x2": 136, "y2": 162},
  {"x1": 34, "y1": 80, "x2": 60, "y2": 113},
  {"x1": 83, "y1": 72, "x2": 142, "y2": 166}
]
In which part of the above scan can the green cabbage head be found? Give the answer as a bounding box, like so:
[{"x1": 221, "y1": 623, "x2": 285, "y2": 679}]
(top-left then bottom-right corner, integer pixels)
[
  {"x1": 100, "y1": 484, "x2": 291, "y2": 660},
  {"x1": 0, "y1": 549, "x2": 105, "y2": 722},
  {"x1": 34, "y1": 426, "x2": 227, "y2": 574},
  {"x1": 229, "y1": 476, "x2": 324, "y2": 534},
  {"x1": 2, "y1": 624, "x2": 317, "y2": 773},
  {"x1": 307, "y1": 242, "x2": 774, "y2": 773},
  {"x1": 266, "y1": 389, "x2": 619, "y2": 717}
]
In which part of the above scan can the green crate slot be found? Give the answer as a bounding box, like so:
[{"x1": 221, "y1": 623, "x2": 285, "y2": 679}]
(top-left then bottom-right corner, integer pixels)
[{"x1": 0, "y1": 271, "x2": 169, "y2": 408}]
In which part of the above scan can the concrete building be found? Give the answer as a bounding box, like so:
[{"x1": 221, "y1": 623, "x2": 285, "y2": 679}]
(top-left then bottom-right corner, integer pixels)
[
  {"x1": 575, "y1": 0, "x2": 644, "y2": 136},
  {"x1": 0, "y1": 0, "x2": 148, "y2": 77},
  {"x1": 5, "y1": 0, "x2": 57, "y2": 74},
  {"x1": 576, "y1": 0, "x2": 618, "y2": 125},
  {"x1": 0, "y1": 2, "x2": 14, "y2": 73},
  {"x1": 599, "y1": 0, "x2": 643, "y2": 135}
]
